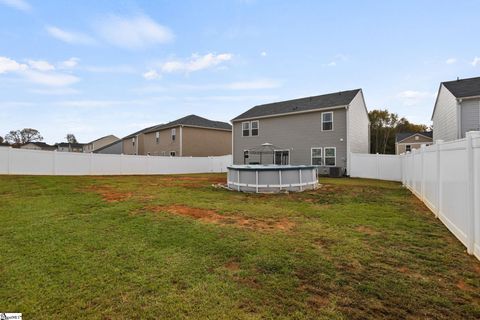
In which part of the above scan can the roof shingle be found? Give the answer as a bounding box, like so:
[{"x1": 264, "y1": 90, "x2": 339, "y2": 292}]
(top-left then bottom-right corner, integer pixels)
[
  {"x1": 442, "y1": 76, "x2": 480, "y2": 98},
  {"x1": 232, "y1": 89, "x2": 361, "y2": 121},
  {"x1": 144, "y1": 115, "x2": 231, "y2": 133}
]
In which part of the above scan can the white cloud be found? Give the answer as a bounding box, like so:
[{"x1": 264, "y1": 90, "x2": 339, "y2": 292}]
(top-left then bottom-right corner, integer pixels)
[
  {"x1": 96, "y1": 14, "x2": 173, "y2": 49},
  {"x1": 143, "y1": 69, "x2": 161, "y2": 80},
  {"x1": 23, "y1": 70, "x2": 80, "y2": 87},
  {"x1": 159, "y1": 53, "x2": 233, "y2": 73},
  {"x1": 325, "y1": 61, "x2": 337, "y2": 67},
  {"x1": 0, "y1": 56, "x2": 27, "y2": 73},
  {"x1": 445, "y1": 58, "x2": 457, "y2": 64},
  {"x1": 28, "y1": 60, "x2": 55, "y2": 71},
  {"x1": 397, "y1": 90, "x2": 433, "y2": 106},
  {"x1": 260, "y1": 51, "x2": 267, "y2": 57},
  {"x1": 472, "y1": 57, "x2": 480, "y2": 67},
  {"x1": 46, "y1": 26, "x2": 95, "y2": 45},
  {"x1": 59, "y1": 57, "x2": 79, "y2": 69},
  {"x1": 0, "y1": 0, "x2": 31, "y2": 12}
]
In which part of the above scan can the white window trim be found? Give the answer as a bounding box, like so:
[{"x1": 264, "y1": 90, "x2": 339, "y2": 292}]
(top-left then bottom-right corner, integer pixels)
[
  {"x1": 274, "y1": 149, "x2": 290, "y2": 165},
  {"x1": 324, "y1": 147, "x2": 336, "y2": 167},
  {"x1": 242, "y1": 121, "x2": 250, "y2": 137},
  {"x1": 321, "y1": 111, "x2": 334, "y2": 131},
  {"x1": 171, "y1": 128, "x2": 176, "y2": 141},
  {"x1": 251, "y1": 120, "x2": 259, "y2": 136},
  {"x1": 156, "y1": 132, "x2": 160, "y2": 144},
  {"x1": 310, "y1": 147, "x2": 323, "y2": 166}
]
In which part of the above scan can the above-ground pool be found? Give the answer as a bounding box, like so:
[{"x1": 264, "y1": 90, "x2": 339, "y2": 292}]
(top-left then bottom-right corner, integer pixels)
[{"x1": 227, "y1": 165, "x2": 318, "y2": 193}]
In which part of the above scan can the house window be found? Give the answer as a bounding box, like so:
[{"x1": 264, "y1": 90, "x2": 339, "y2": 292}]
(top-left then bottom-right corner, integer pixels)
[
  {"x1": 311, "y1": 148, "x2": 323, "y2": 166},
  {"x1": 132, "y1": 137, "x2": 135, "y2": 147},
  {"x1": 322, "y1": 112, "x2": 333, "y2": 131},
  {"x1": 324, "y1": 147, "x2": 336, "y2": 166},
  {"x1": 170, "y1": 151, "x2": 176, "y2": 157},
  {"x1": 251, "y1": 121, "x2": 259, "y2": 136},
  {"x1": 406, "y1": 145, "x2": 411, "y2": 152},
  {"x1": 171, "y1": 128, "x2": 176, "y2": 141},
  {"x1": 242, "y1": 122, "x2": 250, "y2": 136},
  {"x1": 274, "y1": 150, "x2": 290, "y2": 165},
  {"x1": 414, "y1": 136, "x2": 419, "y2": 141},
  {"x1": 156, "y1": 132, "x2": 160, "y2": 144}
]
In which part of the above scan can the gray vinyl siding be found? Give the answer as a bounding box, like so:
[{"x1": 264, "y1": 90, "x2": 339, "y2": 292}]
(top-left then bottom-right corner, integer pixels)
[
  {"x1": 94, "y1": 140, "x2": 123, "y2": 154},
  {"x1": 232, "y1": 108, "x2": 348, "y2": 170},
  {"x1": 347, "y1": 90, "x2": 370, "y2": 153},
  {"x1": 432, "y1": 85, "x2": 459, "y2": 142},
  {"x1": 460, "y1": 99, "x2": 480, "y2": 138}
]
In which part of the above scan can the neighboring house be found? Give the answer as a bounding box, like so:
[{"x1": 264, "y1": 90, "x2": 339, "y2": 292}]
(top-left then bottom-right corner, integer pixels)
[
  {"x1": 231, "y1": 89, "x2": 370, "y2": 173},
  {"x1": 142, "y1": 115, "x2": 232, "y2": 156},
  {"x1": 0, "y1": 142, "x2": 11, "y2": 147},
  {"x1": 432, "y1": 76, "x2": 480, "y2": 142},
  {"x1": 122, "y1": 125, "x2": 158, "y2": 155},
  {"x1": 20, "y1": 142, "x2": 57, "y2": 151},
  {"x1": 93, "y1": 139, "x2": 123, "y2": 155},
  {"x1": 395, "y1": 131, "x2": 433, "y2": 154},
  {"x1": 83, "y1": 135, "x2": 119, "y2": 153},
  {"x1": 56, "y1": 142, "x2": 84, "y2": 152}
]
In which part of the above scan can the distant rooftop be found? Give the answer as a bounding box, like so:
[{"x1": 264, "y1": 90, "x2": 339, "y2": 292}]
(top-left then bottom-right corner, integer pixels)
[
  {"x1": 144, "y1": 114, "x2": 231, "y2": 133},
  {"x1": 395, "y1": 131, "x2": 433, "y2": 143}
]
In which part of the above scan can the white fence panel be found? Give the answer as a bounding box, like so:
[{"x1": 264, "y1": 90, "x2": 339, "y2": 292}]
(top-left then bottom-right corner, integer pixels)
[
  {"x1": 474, "y1": 136, "x2": 480, "y2": 258},
  {"x1": 0, "y1": 148, "x2": 232, "y2": 176},
  {"x1": 349, "y1": 153, "x2": 402, "y2": 181}
]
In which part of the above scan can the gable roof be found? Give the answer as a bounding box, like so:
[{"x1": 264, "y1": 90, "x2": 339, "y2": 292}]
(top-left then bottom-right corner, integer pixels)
[
  {"x1": 232, "y1": 89, "x2": 361, "y2": 121},
  {"x1": 442, "y1": 76, "x2": 480, "y2": 98},
  {"x1": 93, "y1": 139, "x2": 123, "y2": 153},
  {"x1": 87, "y1": 134, "x2": 119, "y2": 144},
  {"x1": 395, "y1": 131, "x2": 433, "y2": 143},
  {"x1": 23, "y1": 142, "x2": 57, "y2": 150},
  {"x1": 144, "y1": 114, "x2": 231, "y2": 133},
  {"x1": 123, "y1": 125, "x2": 159, "y2": 139}
]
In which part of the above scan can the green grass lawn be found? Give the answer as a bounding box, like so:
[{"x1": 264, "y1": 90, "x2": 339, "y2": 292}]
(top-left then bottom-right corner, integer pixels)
[{"x1": 1, "y1": 174, "x2": 479, "y2": 319}]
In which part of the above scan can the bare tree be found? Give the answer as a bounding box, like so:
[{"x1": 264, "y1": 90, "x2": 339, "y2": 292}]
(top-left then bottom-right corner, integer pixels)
[
  {"x1": 0, "y1": 136, "x2": 3, "y2": 144},
  {"x1": 5, "y1": 128, "x2": 43, "y2": 145}
]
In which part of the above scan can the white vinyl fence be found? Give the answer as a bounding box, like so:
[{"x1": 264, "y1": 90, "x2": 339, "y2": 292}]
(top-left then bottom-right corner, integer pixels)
[
  {"x1": 0, "y1": 147, "x2": 232, "y2": 175},
  {"x1": 350, "y1": 131, "x2": 480, "y2": 260}
]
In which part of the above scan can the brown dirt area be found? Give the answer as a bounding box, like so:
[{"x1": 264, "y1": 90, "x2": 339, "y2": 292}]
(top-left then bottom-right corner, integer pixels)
[{"x1": 146, "y1": 204, "x2": 295, "y2": 231}]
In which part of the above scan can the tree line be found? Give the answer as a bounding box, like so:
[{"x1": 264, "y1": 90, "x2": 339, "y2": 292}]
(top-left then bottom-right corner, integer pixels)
[
  {"x1": 369, "y1": 109, "x2": 430, "y2": 154},
  {"x1": 0, "y1": 128, "x2": 78, "y2": 146}
]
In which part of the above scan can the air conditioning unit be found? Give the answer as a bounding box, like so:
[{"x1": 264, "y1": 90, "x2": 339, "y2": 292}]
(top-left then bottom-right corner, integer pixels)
[{"x1": 329, "y1": 167, "x2": 345, "y2": 178}]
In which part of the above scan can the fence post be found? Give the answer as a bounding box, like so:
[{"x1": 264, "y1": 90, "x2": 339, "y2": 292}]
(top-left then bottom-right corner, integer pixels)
[
  {"x1": 435, "y1": 140, "x2": 443, "y2": 218},
  {"x1": 466, "y1": 132, "x2": 478, "y2": 255},
  {"x1": 420, "y1": 145, "x2": 426, "y2": 202},
  {"x1": 53, "y1": 150, "x2": 57, "y2": 175},
  {"x1": 89, "y1": 152, "x2": 93, "y2": 175},
  {"x1": 376, "y1": 153, "x2": 380, "y2": 180},
  {"x1": 7, "y1": 147, "x2": 11, "y2": 174}
]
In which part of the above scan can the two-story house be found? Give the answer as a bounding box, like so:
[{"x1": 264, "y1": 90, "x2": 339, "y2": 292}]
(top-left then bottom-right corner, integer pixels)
[
  {"x1": 83, "y1": 135, "x2": 119, "y2": 153},
  {"x1": 432, "y1": 76, "x2": 480, "y2": 142},
  {"x1": 142, "y1": 115, "x2": 232, "y2": 156},
  {"x1": 231, "y1": 89, "x2": 370, "y2": 174}
]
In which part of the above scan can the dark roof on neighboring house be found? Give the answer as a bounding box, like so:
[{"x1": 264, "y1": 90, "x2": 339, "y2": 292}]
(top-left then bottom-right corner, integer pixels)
[
  {"x1": 0, "y1": 142, "x2": 11, "y2": 147},
  {"x1": 442, "y1": 76, "x2": 480, "y2": 98},
  {"x1": 23, "y1": 142, "x2": 57, "y2": 150},
  {"x1": 144, "y1": 114, "x2": 232, "y2": 133},
  {"x1": 232, "y1": 89, "x2": 361, "y2": 121},
  {"x1": 123, "y1": 125, "x2": 159, "y2": 139},
  {"x1": 56, "y1": 142, "x2": 84, "y2": 148},
  {"x1": 395, "y1": 131, "x2": 433, "y2": 143}
]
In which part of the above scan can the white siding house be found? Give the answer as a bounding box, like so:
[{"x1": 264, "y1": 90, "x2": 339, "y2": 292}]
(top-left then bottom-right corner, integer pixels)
[{"x1": 432, "y1": 77, "x2": 480, "y2": 142}]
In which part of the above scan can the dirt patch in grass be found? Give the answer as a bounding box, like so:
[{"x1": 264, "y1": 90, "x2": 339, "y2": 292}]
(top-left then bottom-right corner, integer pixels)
[
  {"x1": 146, "y1": 205, "x2": 295, "y2": 231},
  {"x1": 85, "y1": 185, "x2": 133, "y2": 202},
  {"x1": 224, "y1": 261, "x2": 241, "y2": 271},
  {"x1": 356, "y1": 225, "x2": 379, "y2": 235}
]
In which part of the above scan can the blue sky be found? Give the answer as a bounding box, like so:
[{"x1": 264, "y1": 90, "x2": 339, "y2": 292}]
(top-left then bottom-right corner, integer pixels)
[{"x1": 1, "y1": 0, "x2": 479, "y2": 143}]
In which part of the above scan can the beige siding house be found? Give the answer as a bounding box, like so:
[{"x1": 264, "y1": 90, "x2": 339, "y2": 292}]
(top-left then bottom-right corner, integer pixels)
[
  {"x1": 432, "y1": 77, "x2": 480, "y2": 142},
  {"x1": 83, "y1": 135, "x2": 119, "y2": 153},
  {"x1": 232, "y1": 89, "x2": 370, "y2": 174},
  {"x1": 142, "y1": 115, "x2": 231, "y2": 156},
  {"x1": 395, "y1": 132, "x2": 433, "y2": 154}
]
